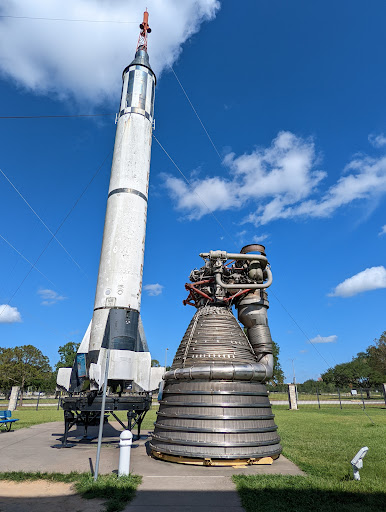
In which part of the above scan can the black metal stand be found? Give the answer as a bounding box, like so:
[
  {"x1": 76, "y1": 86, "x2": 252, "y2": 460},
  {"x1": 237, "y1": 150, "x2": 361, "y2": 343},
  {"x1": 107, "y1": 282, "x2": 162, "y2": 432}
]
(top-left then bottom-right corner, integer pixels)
[{"x1": 60, "y1": 393, "x2": 152, "y2": 447}]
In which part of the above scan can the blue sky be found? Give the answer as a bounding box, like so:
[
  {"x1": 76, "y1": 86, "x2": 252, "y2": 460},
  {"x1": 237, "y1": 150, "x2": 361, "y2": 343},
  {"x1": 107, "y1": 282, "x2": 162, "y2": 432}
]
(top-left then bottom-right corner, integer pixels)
[{"x1": 0, "y1": 1, "x2": 385, "y2": 383}]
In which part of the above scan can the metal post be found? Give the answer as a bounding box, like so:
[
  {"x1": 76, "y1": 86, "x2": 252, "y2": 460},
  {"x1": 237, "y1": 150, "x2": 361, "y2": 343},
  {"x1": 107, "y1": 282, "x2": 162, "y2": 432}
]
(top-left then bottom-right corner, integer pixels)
[
  {"x1": 164, "y1": 348, "x2": 169, "y2": 370},
  {"x1": 118, "y1": 430, "x2": 133, "y2": 476},
  {"x1": 360, "y1": 387, "x2": 365, "y2": 409},
  {"x1": 316, "y1": 387, "x2": 321, "y2": 409},
  {"x1": 94, "y1": 347, "x2": 111, "y2": 481},
  {"x1": 36, "y1": 390, "x2": 41, "y2": 411},
  {"x1": 337, "y1": 388, "x2": 342, "y2": 410},
  {"x1": 57, "y1": 392, "x2": 61, "y2": 410}
]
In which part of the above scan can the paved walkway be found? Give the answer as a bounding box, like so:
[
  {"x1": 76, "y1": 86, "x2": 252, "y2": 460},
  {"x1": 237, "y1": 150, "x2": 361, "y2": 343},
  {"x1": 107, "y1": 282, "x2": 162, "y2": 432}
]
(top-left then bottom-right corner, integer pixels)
[{"x1": 0, "y1": 421, "x2": 304, "y2": 511}]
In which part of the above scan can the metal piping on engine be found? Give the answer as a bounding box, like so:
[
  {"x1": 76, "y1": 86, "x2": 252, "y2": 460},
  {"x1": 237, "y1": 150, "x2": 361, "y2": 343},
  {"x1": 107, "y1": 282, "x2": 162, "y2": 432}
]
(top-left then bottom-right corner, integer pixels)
[
  {"x1": 164, "y1": 362, "x2": 271, "y2": 382},
  {"x1": 214, "y1": 267, "x2": 273, "y2": 290}
]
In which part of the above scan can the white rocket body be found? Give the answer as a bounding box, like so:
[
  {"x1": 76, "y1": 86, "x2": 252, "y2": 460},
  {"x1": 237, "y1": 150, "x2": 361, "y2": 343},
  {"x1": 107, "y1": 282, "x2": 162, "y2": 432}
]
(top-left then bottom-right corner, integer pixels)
[{"x1": 87, "y1": 48, "x2": 157, "y2": 389}]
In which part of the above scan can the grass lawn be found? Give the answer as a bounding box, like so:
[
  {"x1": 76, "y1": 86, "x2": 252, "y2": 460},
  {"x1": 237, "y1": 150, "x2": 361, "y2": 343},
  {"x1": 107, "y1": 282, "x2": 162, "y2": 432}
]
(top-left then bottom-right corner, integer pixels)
[
  {"x1": 4, "y1": 404, "x2": 158, "y2": 431},
  {"x1": 4, "y1": 402, "x2": 385, "y2": 511},
  {"x1": 234, "y1": 407, "x2": 386, "y2": 512}
]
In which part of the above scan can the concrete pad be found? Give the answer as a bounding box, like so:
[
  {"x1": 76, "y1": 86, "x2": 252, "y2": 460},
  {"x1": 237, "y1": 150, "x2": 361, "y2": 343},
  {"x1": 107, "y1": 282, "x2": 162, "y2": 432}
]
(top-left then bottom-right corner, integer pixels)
[
  {"x1": 0, "y1": 422, "x2": 304, "y2": 512},
  {"x1": 125, "y1": 476, "x2": 244, "y2": 511},
  {"x1": 0, "y1": 422, "x2": 303, "y2": 477}
]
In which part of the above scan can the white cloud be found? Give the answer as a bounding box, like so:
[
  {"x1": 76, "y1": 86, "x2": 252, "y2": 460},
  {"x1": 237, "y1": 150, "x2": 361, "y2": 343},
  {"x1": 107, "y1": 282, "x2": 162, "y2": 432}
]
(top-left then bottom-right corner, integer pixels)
[
  {"x1": 252, "y1": 233, "x2": 269, "y2": 243},
  {"x1": 0, "y1": 304, "x2": 22, "y2": 323},
  {"x1": 369, "y1": 133, "x2": 386, "y2": 148},
  {"x1": 144, "y1": 283, "x2": 163, "y2": 296},
  {"x1": 0, "y1": 1, "x2": 220, "y2": 106},
  {"x1": 329, "y1": 266, "x2": 386, "y2": 298},
  {"x1": 38, "y1": 288, "x2": 67, "y2": 305},
  {"x1": 379, "y1": 224, "x2": 386, "y2": 236},
  {"x1": 309, "y1": 335, "x2": 337, "y2": 344},
  {"x1": 164, "y1": 131, "x2": 386, "y2": 226}
]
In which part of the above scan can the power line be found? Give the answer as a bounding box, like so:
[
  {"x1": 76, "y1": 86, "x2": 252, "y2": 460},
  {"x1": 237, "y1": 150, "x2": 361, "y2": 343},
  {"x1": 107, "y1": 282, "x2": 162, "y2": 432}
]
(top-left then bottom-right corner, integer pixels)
[
  {"x1": 153, "y1": 134, "x2": 237, "y2": 248},
  {"x1": 0, "y1": 150, "x2": 112, "y2": 320},
  {"x1": 0, "y1": 15, "x2": 137, "y2": 24},
  {"x1": 0, "y1": 113, "x2": 115, "y2": 119},
  {"x1": 0, "y1": 168, "x2": 88, "y2": 279},
  {"x1": 170, "y1": 67, "x2": 339, "y2": 373},
  {"x1": 0, "y1": 233, "x2": 58, "y2": 291},
  {"x1": 270, "y1": 290, "x2": 333, "y2": 368},
  {"x1": 170, "y1": 67, "x2": 223, "y2": 161}
]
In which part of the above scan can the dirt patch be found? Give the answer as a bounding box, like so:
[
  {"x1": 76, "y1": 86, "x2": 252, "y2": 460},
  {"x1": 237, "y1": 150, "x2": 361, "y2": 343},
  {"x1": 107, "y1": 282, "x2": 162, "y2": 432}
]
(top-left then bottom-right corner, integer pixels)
[{"x1": 0, "y1": 481, "x2": 104, "y2": 512}]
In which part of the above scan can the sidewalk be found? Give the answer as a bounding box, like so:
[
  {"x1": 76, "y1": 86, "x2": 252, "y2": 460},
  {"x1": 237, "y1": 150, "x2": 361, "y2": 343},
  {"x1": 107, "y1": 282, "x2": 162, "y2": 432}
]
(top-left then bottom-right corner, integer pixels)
[{"x1": 0, "y1": 421, "x2": 304, "y2": 511}]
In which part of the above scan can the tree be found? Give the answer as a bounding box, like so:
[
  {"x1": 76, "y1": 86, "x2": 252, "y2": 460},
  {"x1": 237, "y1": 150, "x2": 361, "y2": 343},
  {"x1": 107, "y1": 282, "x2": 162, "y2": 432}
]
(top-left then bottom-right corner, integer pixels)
[
  {"x1": 0, "y1": 345, "x2": 52, "y2": 402},
  {"x1": 321, "y1": 349, "x2": 384, "y2": 389},
  {"x1": 151, "y1": 359, "x2": 160, "y2": 367},
  {"x1": 55, "y1": 341, "x2": 80, "y2": 373},
  {"x1": 367, "y1": 331, "x2": 386, "y2": 378},
  {"x1": 270, "y1": 340, "x2": 285, "y2": 385}
]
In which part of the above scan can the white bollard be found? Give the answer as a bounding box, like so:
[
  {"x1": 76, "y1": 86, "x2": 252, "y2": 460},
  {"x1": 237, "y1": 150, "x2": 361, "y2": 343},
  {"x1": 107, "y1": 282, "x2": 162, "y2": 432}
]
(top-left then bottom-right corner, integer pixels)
[{"x1": 118, "y1": 430, "x2": 133, "y2": 477}]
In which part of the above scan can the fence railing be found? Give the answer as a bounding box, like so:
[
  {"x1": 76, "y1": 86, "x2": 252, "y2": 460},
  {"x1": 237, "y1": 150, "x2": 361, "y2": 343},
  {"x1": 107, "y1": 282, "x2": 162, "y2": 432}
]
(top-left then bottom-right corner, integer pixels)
[{"x1": 269, "y1": 386, "x2": 386, "y2": 409}]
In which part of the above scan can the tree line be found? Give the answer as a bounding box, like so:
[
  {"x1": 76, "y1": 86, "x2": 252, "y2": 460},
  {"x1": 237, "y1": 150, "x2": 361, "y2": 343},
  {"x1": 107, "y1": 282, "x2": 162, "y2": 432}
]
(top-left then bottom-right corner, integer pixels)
[
  {"x1": 321, "y1": 331, "x2": 386, "y2": 389},
  {"x1": 0, "y1": 342, "x2": 79, "y2": 400},
  {"x1": 5, "y1": 331, "x2": 382, "y2": 398}
]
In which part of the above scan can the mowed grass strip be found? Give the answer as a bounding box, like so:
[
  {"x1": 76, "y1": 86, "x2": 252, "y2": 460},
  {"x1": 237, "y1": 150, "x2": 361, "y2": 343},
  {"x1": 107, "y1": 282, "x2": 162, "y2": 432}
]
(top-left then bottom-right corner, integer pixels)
[
  {"x1": 0, "y1": 471, "x2": 141, "y2": 512},
  {"x1": 234, "y1": 408, "x2": 386, "y2": 512}
]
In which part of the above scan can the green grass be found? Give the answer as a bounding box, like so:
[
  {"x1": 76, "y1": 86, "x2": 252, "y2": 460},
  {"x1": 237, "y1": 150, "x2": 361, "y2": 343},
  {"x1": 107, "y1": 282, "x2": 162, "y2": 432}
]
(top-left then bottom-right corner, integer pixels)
[
  {"x1": 233, "y1": 408, "x2": 386, "y2": 512},
  {"x1": 2, "y1": 404, "x2": 159, "y2": 431},
  {"x1": 2, "y1": 408, "x2": 63, "y2": 430},
  {"x1": 0, "y1": 471, "x2": 141, "y2": 512}
]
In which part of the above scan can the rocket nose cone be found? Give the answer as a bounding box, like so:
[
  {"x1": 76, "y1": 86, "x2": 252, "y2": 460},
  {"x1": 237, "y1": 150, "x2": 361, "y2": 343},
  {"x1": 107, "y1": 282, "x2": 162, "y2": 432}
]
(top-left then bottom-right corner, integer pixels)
[{"x1": 130, "y1": 48, "x2": 152, "y2": 70}]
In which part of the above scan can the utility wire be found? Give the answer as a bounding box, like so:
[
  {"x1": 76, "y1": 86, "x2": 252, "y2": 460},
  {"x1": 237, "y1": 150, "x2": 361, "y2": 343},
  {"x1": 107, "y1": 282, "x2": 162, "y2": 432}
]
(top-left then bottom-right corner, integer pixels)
[
  {"x1": 153, "y1": 134, "x2": 237, "y2": 248},
  {"x1": 0, "y1": 168, "x2": 88, "y2": 279},
  {"x1": 0, "y1": 233, "x2": 58, "y2": 291},
  {"x1": 0, "y1": 150, "x2": 112, "y2": 321},
  {"x1": 0, "y1": 15, "x2": 137, "y2": 24},
  {"x1": 171, "y1": 66, "x2": 339, "y2": 374},
  {"x1": 0, "y1": 114, "x2": 115, "y2": 119},
  {"x1": 170, "y1": 67, "x2": 223, "y2": 161},
  {"x1": 270, "y1": 290, "x2": 333, "y2": 368},
  {"x1": 0, "y1": 113, "x2": 115, "y2": 119}
]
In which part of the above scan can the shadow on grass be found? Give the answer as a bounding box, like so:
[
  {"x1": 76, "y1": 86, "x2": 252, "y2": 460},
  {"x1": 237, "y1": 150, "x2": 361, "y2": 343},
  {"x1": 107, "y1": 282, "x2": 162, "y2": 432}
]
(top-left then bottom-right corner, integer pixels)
[{"x1": 233, "y1": 475, "x2": 386, "y2": 512}]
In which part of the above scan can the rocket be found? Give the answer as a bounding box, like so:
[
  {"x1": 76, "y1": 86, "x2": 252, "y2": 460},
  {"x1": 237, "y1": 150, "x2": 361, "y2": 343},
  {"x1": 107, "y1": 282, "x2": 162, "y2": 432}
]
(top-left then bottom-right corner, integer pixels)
[{"x1": 85, "y1": 11, "x2": 157, "y2": 390}]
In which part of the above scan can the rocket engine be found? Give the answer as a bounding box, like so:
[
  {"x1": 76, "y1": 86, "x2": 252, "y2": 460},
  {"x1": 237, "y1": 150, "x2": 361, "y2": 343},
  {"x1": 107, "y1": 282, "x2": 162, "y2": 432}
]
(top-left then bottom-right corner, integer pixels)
[{"x1": 150, "y1": 244, "x2": 282, "y2": 464}]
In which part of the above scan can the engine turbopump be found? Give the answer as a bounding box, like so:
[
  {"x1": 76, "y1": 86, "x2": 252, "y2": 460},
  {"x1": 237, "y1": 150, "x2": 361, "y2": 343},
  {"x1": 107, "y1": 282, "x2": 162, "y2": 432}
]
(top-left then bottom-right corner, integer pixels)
[{"x1": 150, "y1": 244, "x2": 282, "y2": 465}]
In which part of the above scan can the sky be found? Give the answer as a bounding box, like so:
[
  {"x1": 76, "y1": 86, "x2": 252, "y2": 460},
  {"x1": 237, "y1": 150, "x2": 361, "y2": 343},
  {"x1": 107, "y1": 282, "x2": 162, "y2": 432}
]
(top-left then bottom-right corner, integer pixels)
[{"x1": 0, "y1": 0, "x2": 385, "y2": 383}]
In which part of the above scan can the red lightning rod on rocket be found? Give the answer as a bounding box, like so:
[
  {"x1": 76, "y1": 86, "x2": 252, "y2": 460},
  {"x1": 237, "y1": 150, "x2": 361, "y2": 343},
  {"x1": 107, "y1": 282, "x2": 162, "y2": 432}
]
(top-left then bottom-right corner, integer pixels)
[{"x1": 136, "y1": 9, "x2": 152, "y2": 52}]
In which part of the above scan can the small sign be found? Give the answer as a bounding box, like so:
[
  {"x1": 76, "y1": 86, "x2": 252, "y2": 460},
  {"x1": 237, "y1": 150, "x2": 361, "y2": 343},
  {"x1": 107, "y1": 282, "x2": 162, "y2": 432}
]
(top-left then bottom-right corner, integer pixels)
[
  {"x1": 351, "y1": 389, "x2": 357, "y2": 396},
  {"x1": 77, "y1": 353, "x2": 87, "y2": 378}
]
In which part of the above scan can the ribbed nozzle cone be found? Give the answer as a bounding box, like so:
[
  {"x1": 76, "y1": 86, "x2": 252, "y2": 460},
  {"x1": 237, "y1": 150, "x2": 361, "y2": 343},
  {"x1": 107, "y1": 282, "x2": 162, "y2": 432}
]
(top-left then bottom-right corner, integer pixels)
[
  {"x1": 172, "y1": 306, "x2": 257, "y2": 368},
  {"x1": 150, "y1": 306, "x2": 281, "y2": 463}
]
